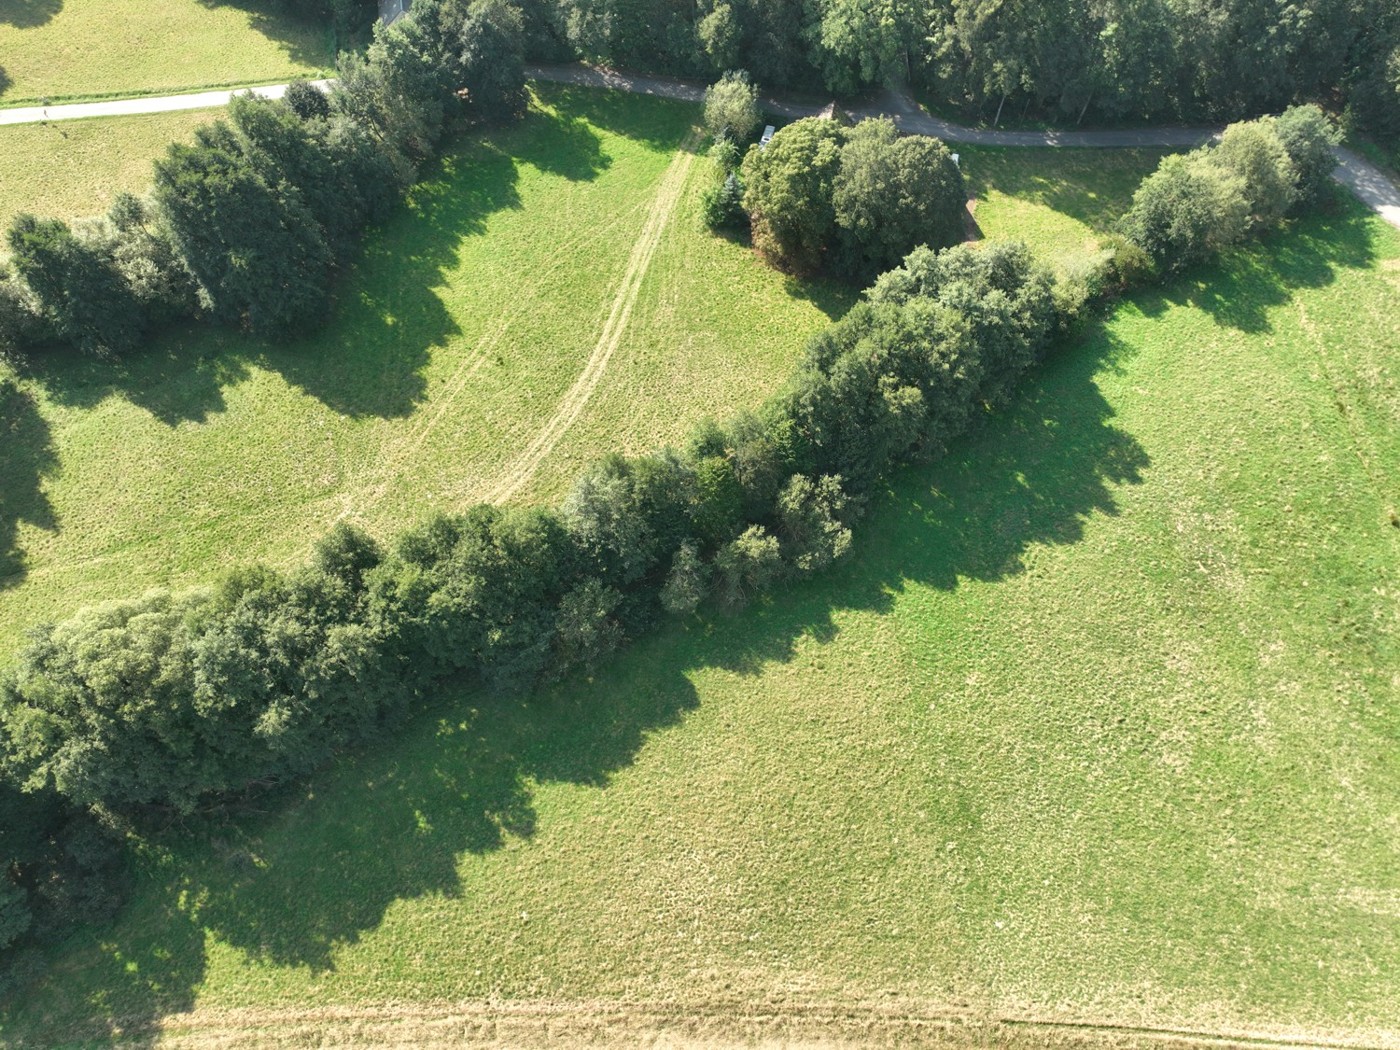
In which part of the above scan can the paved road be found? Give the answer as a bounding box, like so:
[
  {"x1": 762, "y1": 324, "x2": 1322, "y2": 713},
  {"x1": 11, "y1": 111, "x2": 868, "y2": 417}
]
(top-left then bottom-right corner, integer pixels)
[
  {"x1": 2, "y1": 66, "x2": 1396, "y2": 231},
  {"x1": 0, "y1": 81, "x2": 333, "y2": 126},
  {"x1": 528, "y1": 64, "x2": 1400, "y2": 231}
]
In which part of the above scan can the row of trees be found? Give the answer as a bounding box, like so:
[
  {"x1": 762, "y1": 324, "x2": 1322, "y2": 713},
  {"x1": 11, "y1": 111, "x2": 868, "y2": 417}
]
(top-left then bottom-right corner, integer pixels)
[
  {"x1": 1121, "y1": 104, "x2": 1341, "y2": 274},
  {"x1": 0, "y1": 237, "x2": 1062, "y2": 982},
  {"x1": 515, "y1": 0, "x2": 1400, "y2": 146},
  {"x1": 0, "y1": 0, "x2": 535, "y2": 985},
  {"x1": 0, "y1": 0, "x2": 530, "y2": 358}
]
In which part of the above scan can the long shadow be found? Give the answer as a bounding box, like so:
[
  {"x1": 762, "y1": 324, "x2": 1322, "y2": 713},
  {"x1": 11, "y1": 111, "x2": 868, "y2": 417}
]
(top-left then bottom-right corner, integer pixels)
[
  {"x1": 532, "y1": 81, "x2": 699, "y2": 154},
  {"x1": 1, "y1": 315, "x2": 1148, "y2": 1046},
  {"x1": 16, "y1": 101, "x2": 609, "y2": 425},
  {"x1": 0, "y1": 378, "x2": 58, "y2": 590},
  {"x1": 4, "y1": 107, "x2": 1388, "y2": 1049},
  {"x1": 1134, "y1": 191, "x2": 1378, "y2": 333},
  {"x1": 0, "y1": 0, "x2": 61, "y2": 29},
  {"x1": 195, "y1": 0, "x2": 334, "y2": 69}
]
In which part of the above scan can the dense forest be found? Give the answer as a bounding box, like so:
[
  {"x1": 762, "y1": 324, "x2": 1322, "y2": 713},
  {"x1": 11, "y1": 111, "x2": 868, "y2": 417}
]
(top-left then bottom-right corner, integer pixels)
[{"x1": 515, "y1": 0, "x2": 1400, "y2": 140}]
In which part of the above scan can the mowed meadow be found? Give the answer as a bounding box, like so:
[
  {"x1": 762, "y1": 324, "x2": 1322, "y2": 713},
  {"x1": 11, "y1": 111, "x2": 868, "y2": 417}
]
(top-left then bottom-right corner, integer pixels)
[
  {"x1": 0, "y1": 109, "x2": 221, "y2": 232},
  {"x1": 0, "y1": 86, "x2": 855, "y2": 656},
  {"x1": 5, "y1": 103, "x2": 1399, "y2": 1044},
  {"x1": 0, "y1": 0, "x2": 332, "y2": 104}
]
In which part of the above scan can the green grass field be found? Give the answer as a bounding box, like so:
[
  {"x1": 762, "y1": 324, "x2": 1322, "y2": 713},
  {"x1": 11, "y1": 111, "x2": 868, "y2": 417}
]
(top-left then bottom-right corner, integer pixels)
[
  {"x1": 0, "y1": 0, "x2": 332, "y2": 105},
  {"x1": 0, "y1": 109, "x2": 219, "y2": 232},
  {"x1": 958, "y1": 145, "x2": 1174, "y2": 271},
  {"x1": 5, "y1": 126, "x2": 1398, "y2": 1046},
  {"x1": 0, "y1": 86, "x2": 855, "y2": 658}
]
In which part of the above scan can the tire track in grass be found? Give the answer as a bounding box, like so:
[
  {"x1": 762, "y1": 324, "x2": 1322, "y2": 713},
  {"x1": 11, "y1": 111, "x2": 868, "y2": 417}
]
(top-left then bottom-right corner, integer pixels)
[
  {"x1": 116, "y1": 996, "x2": 1400, "y2": 1049},
  {"x1": 348, "y1": 205, "x2": 637, "y2": 518},
  {"x1": 483, "y1": 131, "x2": 700, "y2": 506}
]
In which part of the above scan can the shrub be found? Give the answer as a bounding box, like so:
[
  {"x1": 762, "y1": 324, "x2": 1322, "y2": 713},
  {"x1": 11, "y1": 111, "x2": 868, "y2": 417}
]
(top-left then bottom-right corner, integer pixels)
[
  {"x1": 6, "y1": 214, "x2": 146, "y2": 356},
  {"x1": 741, "y1": 117, "x2": 847, "y2": 272},
  {"x1": 714, "y1": 525, "x2": 782, "y2": 609},
  {"x1": 704, "y1": 70, "x2": 761, "y2": 143},
  {"x1": 1214, "y1": 118, "x2": 1298, "y2": 225},
  {"x1": 284, "y1": 78, "x2": 331, "y2": 121},
  {"x1": 701, "y1": 171, "x2": 747, "y2": 229},
  {"x1": 775, "y1": 474, "x2": 854, "y2": 573},
  {"x1": 1274, "y1": 104, "x2": 1342, "y2": 206},
  {"x1": 1122, "y1": 149, "x2": 1249, "y2": 270},
  {"x1": 660, "y1": 542, "x2": 709, "y2": 615},
  {"x1": 831, "y1": 118, "x2": 967, "y2": 282}
]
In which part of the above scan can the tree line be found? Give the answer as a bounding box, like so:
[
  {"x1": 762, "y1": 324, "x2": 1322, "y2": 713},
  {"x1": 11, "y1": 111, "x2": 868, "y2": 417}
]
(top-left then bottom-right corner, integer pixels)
[
  {"x1": 0, "y1": 0, "x2": 530, "y2": 360},
  {"x1": 517, "y1": 0, "x2": 1399, "y2": 148},
  {"x1": 0, "y1": 11, "x2": 1348, "y2": 993}
]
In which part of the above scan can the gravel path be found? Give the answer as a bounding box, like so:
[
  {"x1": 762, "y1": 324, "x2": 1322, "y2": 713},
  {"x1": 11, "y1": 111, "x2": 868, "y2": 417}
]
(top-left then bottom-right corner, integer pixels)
[
  {"x1": 0, "y1": 81, "x2": 333, "y2": 126},
  {"x1": 527, "y1": 64, "x2": 1400, "y2": 231},
  {"x1": 2, "y1": 66, "x2": 1395, "y2": 232}
]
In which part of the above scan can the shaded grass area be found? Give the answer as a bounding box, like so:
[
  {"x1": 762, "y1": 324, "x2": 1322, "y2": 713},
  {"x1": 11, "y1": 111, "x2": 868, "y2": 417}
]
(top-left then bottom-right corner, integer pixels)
[
  {"x1": 0, "y1": 85, "x2": 852, "y2": 655},
  {"x1": 0, "y1": 108, "x2": 218, "y2": 232},
  {"x1": 958, "y1": 145, "x2": 1172, "y2": 270},
  {"x1": 0, "y1": 0, "x2": 331, "y2": 104},
  {"x1": 6, "y1": 197, "x2": 1397, "y2": 1045}
]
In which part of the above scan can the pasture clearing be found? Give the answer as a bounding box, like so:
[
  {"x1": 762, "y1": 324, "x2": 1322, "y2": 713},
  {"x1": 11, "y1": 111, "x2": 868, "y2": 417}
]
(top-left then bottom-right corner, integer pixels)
[
  {"x1": 0, "y1": 0, "x2": 331, "y2": 105},
  {"x1": 0, "y1": 109, "x2": 219, "y2": 231},
  {"x1": 7, "y1": 189, "x2": 1398, "y2": 1044},
  {"x1": 958, "y1": 145, "x2": 1174, "y2": 271},
  {"x1": 0, "y1": 86, "x2": 853, "y2": 656}
]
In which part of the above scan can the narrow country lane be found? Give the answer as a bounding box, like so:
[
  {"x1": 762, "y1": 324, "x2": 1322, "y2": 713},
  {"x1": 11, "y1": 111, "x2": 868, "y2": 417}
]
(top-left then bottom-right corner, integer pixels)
[{"x1": 1, "y1": 65, "x2": 1396, "y2": 231}]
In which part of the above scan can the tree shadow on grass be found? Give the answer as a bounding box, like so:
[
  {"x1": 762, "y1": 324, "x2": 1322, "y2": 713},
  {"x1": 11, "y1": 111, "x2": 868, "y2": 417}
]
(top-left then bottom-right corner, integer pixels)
[
  {"x1": 532, "y1": 82, "x2": 700, "y2": 155},
  {"x1": 0, "y1": 378, "x2": 58, "y2": 591},
  {"x1": 4, "y1": 315, "x2": 1150, "y2": 1046},
  {"x1": 15, "y1": 103, "x2": 610, "y2": 426},
  {"x1": 0, "y1": 0, "x2": 61, "y2": 30},
  {"x1": 196, "y1": 0, "x2": 336, "y2": 70},
  {"x1": 1131, "y1": 192, "x2": 1378, "y2": 334}
]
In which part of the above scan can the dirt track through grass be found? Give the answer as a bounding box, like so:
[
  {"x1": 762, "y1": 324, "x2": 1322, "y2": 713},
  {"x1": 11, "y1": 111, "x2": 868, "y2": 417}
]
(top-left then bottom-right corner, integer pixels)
[
  {"x1": 126, "y1": 997, "x2": 1400, "y2": 1050},
  {"x1": 485, "y1": 131, "x2": 701, "y2": 505}
]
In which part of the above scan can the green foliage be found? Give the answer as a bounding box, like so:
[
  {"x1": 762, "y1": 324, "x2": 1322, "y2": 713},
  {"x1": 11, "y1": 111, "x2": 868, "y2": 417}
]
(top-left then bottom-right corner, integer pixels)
[
  {"x1": 660, "y1": 541, "x2": 709, "y2": 614},
  {"x1": 775, "y1": 473, "x2": 853, "y2": 573},
  {"x1": 697, "y1": 4, "x2": 742, "y2": 72},
  {"x1": 153, "y1": 128, "x2": 334, "y2": 337},
  {"x1": 457, "y1": 0, "x2": 531, "y2": 124},
  {"x1": 1214, "y1": 119, "x2": 1298, "y2": 226},
  {"x1": 284, "y1": 79, "x2": 332, "y2": 122},
  {"x1": 741, "y1": 118, "x2": 846, "y2": 272},
  {"x1": 740, "y1": 116, "x2": 966, "y2": 282},
  {"x1": 701, "y1": 172, "x2": 747, "y2": 229},
  {"x1": 102, "y1": 194, "x2": 200, "y2": 326},
  {"x1": 1122, "y1": 150, "x2": 1249, "y2": 271},
  {"x1": 1274, "y1": 104, "x2": 1343, "y2": 206},
  {"x1": 714, "y1": 524, "x2": 782, "y2": 608},
  {"x1": 831, "y1": 118, "x2": 966, "y2": 283},
  {"x1": 704, "y1": 70, "x2": 762, "y2": 143},
  {"x1": 6, "y1": 214, "x2": 145, "y2": 356}
]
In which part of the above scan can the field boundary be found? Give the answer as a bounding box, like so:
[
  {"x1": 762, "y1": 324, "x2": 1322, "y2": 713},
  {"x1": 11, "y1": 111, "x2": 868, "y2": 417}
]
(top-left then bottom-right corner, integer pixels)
[{"x1": 73, "y1": 997, "x2": 1400, "y2": 1050}]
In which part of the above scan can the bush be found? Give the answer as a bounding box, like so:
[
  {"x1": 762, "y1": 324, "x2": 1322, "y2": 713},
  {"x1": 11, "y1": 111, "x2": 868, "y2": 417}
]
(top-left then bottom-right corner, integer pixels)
[
  {"x1": 1214, "y1": 118, "x2": 1298, "y2": 225},
  {"x1": 704, "y1": 70, "x2": 761, "y2": 143},
  {"x1": 831, "y1": 118, "x2": 967, "y2": 282},
  {"x1": 1122, "y1": 149, "x2": 1249, "y2": 270},
  {"x1": 660, "y1": 542, "x2": 709, "y2": 614},
  {"x1": 714, "y1": 525, "x2": 782, "y2": 609},
  {"x1": 741, "y1": 117, "x2": 847, "y2": 272},
  {"x1": 284, "y1": 77, "x2": 331, "y2": 121},
  {"x1": 701, "y1": 171, "x2": 747, "y2": 229},
  {"x1": 1274, "y1": 104, "x2": 1342, "y2": 207},
  {"x1": 6, "y1": 214, "x2": 146, "y2": 357}
]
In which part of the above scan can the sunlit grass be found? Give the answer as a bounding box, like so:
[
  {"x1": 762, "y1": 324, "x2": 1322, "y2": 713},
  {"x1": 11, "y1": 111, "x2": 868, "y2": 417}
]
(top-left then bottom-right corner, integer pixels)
[
  {"x1": 0, "y1": 0, "x2": 332, "y2": 105},
  {"x1": 0, "y1": 109, "x2": 218, "y2": 232},
  {"x1": 0, "y1": 86, "x2": 852, "y2": 656}
]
